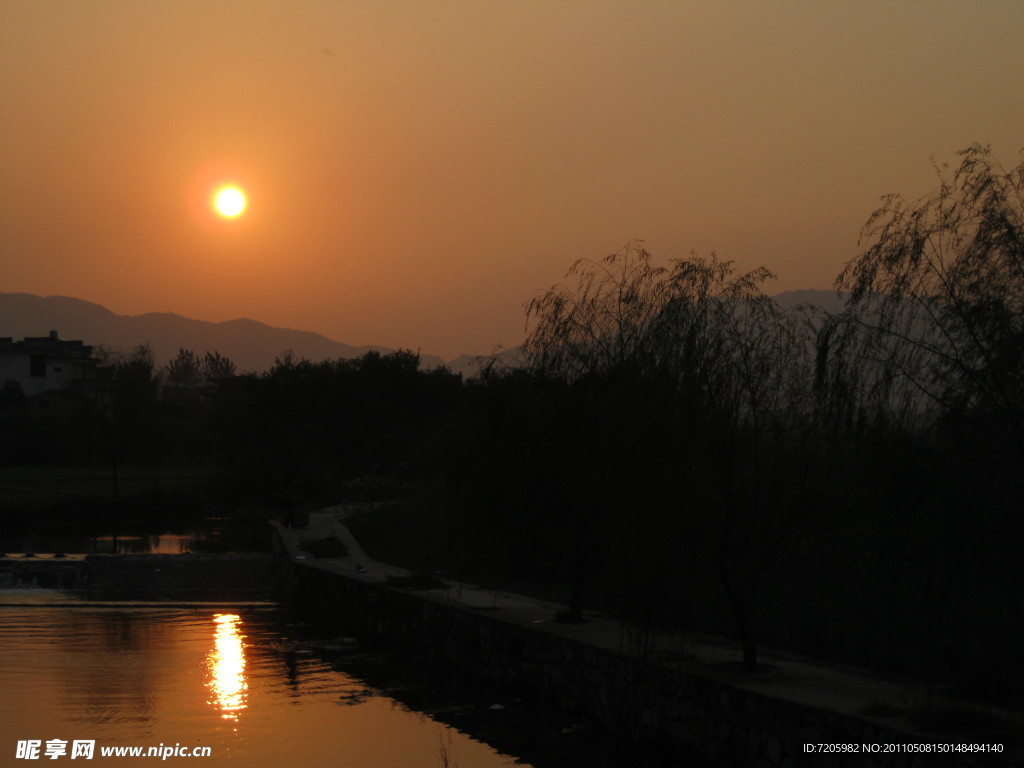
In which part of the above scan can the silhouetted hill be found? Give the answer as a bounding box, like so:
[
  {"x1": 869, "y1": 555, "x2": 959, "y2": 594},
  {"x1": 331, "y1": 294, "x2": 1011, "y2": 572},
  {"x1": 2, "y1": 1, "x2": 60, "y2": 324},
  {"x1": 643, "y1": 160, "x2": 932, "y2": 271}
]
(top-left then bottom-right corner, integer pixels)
[
  {"x1": 772, "y1": 289, "x2": 846, "y2": 314},
  {"x1": 0, "y1": 293, "x2": 447, "y2": 373}
]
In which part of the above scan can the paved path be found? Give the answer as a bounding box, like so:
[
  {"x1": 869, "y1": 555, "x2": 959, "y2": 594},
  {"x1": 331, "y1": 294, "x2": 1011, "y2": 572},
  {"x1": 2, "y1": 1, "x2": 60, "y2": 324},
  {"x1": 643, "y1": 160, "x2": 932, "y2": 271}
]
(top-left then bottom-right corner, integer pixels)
[{"x1": 274, "y1": 506, "x2": 1024, "y2": 750}]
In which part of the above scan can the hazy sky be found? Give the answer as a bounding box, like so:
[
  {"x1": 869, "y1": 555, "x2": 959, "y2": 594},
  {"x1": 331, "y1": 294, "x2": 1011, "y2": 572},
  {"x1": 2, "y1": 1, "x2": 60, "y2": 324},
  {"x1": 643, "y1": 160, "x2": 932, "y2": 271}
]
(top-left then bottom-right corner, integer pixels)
[{"x1": 2, "y1": 1, "x2": 1022, "y2": 359}]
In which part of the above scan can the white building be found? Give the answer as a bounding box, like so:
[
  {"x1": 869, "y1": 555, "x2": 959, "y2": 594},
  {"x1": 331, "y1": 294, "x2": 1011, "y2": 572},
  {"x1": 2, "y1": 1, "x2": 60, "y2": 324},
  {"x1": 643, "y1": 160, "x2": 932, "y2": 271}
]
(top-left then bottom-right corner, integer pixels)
[{"x1": 0, "y1": 331, "x2": 96, "y2": 402}]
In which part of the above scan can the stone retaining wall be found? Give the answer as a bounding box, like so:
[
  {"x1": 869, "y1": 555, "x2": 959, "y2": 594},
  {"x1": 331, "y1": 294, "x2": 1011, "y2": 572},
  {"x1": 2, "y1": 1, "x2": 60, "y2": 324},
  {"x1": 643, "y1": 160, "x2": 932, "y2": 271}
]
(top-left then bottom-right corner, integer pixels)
[{"x1": 283, "y1": 555, "x2": 1020, "y2": 767}]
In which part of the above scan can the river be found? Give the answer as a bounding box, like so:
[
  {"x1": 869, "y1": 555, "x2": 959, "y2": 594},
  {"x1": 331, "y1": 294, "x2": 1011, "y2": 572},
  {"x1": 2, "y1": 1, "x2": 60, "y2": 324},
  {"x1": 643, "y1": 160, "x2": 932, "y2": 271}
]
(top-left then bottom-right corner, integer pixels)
[{"x1": 0, "y1": 590, "x2": 531, "y2": 767}]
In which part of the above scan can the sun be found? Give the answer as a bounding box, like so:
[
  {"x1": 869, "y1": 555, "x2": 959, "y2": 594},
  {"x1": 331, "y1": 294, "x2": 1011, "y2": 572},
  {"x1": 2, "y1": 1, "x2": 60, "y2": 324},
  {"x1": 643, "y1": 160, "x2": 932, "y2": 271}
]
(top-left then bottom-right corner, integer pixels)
[{"x1": 213, "y1": 186, "x2": 247, "y2": 218}]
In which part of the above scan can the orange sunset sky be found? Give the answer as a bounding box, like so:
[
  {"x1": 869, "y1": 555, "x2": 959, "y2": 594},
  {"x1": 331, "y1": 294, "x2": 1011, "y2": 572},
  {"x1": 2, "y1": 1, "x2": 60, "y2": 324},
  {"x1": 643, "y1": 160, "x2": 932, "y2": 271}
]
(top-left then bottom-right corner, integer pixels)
[{"x1": 2, "y1": 1, "x2": 1022, "y2": 360}]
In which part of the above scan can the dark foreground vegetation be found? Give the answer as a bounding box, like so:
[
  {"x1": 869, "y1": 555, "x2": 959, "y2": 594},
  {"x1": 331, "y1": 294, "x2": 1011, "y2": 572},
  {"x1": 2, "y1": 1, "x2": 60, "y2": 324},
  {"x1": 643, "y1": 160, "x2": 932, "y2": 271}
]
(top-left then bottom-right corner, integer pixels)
[{"x1": 3, "y1": 145, "x2": 1021, "y2": 706}]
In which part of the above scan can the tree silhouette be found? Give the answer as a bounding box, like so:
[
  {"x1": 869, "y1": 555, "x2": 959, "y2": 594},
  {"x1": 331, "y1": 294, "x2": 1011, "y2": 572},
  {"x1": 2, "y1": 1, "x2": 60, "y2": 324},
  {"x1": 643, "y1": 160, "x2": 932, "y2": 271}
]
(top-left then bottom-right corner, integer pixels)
[
  {"x1": 655, "y1": 253, "x2": 815, "y2": 671},
  {"x1": 815, "y1": 145, "x2": 1024, "y2": 692},
  {"x1": 91, "y1": 345, "x2": 162, "y2": 495},
  {"x1": 521, "y1": 243, "x2": 676, "y2": 620},
  {"x1": 165, "y1": 348, "x2": 237, "y2": 386},
  {"x1": 202, "y1": 351, "x2": 236, "y2": 380},
  {"x1": 165, "y1": 348, "x2": 203, "y2": 387},
  {"x1": 521, "y1": 244, "x2": 817, "y2": 662},
  {"x1": 837, "y1": 144, "x2": 1024, "y2": 460}
]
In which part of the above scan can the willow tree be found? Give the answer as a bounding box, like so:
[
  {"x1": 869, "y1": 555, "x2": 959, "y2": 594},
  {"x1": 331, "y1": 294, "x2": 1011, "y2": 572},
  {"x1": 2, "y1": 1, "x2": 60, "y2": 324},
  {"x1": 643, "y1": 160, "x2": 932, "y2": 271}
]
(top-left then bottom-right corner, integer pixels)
[
  {"x1": 828, "y1": 146, "x2": 1024, "y2": 688},
  {"x1": 653, "y1": 255, "x2": 817, "y2": 671},
  {"x1": 522, "y1": 243, "x2": 817, "y2": 670},
  {"x1": 836, "y1": 144, "x2": 1024, "y2": 458},
  {"x1": 520, "y1": 242, "x2": 674, "y2": 621},
  {"x1": 523, "y1": 241, "x2": 676, "y2": 380}
]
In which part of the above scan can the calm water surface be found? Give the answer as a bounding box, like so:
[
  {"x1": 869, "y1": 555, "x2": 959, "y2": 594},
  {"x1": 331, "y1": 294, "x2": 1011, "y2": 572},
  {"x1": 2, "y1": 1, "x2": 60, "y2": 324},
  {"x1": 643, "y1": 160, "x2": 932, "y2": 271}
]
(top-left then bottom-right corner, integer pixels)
[{"x1": 0, "y1": 592, "x2": 530, "y2": 767}]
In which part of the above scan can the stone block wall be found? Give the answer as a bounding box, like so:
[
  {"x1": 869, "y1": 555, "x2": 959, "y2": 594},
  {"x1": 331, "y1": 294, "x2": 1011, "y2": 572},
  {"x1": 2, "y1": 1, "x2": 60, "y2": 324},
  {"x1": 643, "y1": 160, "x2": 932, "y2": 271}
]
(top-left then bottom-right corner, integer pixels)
[{"x1": 285, "y1": 558, "x2": 1021, "y2": 767}]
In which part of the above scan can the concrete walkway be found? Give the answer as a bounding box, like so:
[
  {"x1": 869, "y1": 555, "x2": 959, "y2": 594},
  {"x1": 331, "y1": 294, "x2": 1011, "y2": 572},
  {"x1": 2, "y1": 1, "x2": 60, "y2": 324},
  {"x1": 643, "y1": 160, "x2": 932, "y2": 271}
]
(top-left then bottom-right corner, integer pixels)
[{"x1": 274, "y1": 506, "x2": 1024, "y2": 756}]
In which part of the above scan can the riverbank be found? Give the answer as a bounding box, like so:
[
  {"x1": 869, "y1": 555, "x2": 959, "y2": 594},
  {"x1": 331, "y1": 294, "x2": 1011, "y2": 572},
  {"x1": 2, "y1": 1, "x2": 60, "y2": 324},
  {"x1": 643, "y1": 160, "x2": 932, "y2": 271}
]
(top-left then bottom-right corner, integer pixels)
[
  {"x1": 275, "y1": 507, "x2": 1024, "y2": 767},
  {"x1": 0, "y1": 552, "x2": 274, "y2": 600}
]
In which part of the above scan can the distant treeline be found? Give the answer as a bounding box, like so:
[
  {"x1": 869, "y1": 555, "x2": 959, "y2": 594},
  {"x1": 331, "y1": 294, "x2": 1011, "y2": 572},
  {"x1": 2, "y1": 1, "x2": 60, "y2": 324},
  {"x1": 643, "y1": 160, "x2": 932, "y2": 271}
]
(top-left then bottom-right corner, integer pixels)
[{"x1": 2, "y1": 144, "x2": 1021, "y2": 700}]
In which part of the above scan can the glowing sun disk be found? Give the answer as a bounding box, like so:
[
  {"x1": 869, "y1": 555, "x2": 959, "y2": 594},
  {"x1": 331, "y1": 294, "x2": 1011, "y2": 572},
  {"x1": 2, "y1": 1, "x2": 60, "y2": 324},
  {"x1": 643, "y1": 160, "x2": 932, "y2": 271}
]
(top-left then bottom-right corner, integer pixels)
[{"x1": 213, "y1": 187, "x2": 247, "y2": 218}]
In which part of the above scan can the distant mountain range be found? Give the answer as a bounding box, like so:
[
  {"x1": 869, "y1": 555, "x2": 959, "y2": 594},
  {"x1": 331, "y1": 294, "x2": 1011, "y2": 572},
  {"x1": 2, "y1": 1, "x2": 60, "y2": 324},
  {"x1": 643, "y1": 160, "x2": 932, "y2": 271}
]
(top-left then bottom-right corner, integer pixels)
[
  {"x1": 0, "y1": 289, "x2": 844, "y2": 377},
  {"x1": 0, "y1": 293, "x2": 453, "y2": 375}
]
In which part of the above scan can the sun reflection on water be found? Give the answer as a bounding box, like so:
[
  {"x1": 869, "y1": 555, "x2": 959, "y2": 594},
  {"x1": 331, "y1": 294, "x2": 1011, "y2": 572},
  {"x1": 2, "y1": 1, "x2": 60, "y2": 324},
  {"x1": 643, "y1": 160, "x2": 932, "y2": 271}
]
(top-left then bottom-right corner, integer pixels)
[{"x1": 206, "y1": 614, "x2": 247, "y2": 720}]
